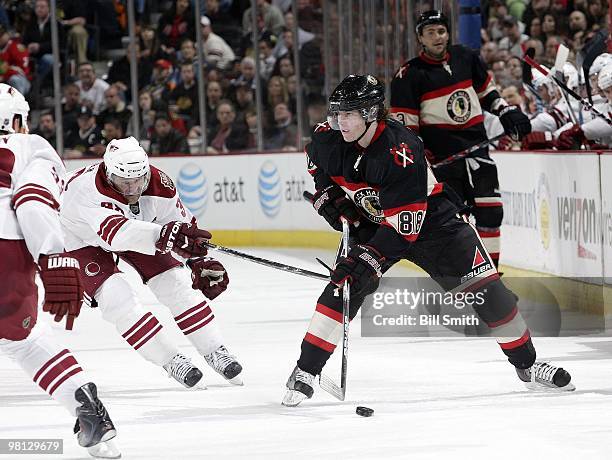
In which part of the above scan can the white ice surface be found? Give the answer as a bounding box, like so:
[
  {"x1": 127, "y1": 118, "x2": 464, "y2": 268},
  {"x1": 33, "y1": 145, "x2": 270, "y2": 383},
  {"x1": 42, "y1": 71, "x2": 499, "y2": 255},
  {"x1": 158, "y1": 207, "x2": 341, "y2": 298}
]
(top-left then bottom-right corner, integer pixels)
[{"x1": 1, "y1": 248, "x2": 612, "y2": 460}]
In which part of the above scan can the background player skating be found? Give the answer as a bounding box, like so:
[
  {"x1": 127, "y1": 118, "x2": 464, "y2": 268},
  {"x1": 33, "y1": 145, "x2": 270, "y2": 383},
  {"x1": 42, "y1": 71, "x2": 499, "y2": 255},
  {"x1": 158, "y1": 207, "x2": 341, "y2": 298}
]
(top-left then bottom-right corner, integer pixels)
[
  {"x1": 282, "y1": 75, "x2": 573, "y2": 407},
  {"x1": 390, "y1": 10, "x2": 531, "y2": 269},
  {"x1": 59, "y1": 137, "x2": 242, "y2": 388},
  {"x1": 0, "y1": 84, "x2": 120, "y2": 458}
]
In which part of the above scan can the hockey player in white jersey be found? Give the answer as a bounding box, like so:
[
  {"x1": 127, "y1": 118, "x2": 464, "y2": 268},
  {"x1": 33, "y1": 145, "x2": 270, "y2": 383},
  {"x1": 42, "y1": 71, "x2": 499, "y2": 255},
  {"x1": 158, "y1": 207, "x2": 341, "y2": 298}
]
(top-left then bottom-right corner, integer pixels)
[
  {"x1": 0, "y1": 84, "x2": 120, "y2": 459},
  {"x1": 556, "y1": 61, "x2": 612, "y2": 149},
  {"x1": 60, "y1": 136, "x2": 243, "y2": 388}
]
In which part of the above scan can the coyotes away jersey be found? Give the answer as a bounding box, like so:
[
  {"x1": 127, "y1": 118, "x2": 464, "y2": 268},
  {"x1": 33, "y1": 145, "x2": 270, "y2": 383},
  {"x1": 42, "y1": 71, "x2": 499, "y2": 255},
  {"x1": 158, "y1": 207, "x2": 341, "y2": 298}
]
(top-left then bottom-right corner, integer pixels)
[
  {"x1": 61, "y1": 163, "x2": 194, "y2": 255},
  {"x1": 0, "y1": 133, "x2": 65, "y2": 260},
  {"x1": 390, "y1": 45, "x2": 500, "y2": 163},
  {"x1": 306, "y1": 118, "x2": 459, "y2": 260}
]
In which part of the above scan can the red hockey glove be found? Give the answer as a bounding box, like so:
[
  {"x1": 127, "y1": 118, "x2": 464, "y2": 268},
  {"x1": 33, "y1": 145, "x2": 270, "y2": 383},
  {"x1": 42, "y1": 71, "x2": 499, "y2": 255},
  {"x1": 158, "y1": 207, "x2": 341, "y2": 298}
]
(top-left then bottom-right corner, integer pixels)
[
  {"x1": 156, "y1": 221, "x2": 211, "y2": 258},
  {"x1": 38, "y1": 253, "x2": 88, "y2": 330},
  {"x1": 555, "y1": 125, "x2": 585, "y2": 150},
  {"x1": 331, "y1": 245, "x2": 385, "y2": 297},
  {"x1": 312, "y1": 185, "x2": 361, "y2": 232},
  {"x1": 521, "y1": 131, "x2": 555, "y2": 150},
  {"x1": 188, "y1": 257, "x2": 229, "y2": 300}
]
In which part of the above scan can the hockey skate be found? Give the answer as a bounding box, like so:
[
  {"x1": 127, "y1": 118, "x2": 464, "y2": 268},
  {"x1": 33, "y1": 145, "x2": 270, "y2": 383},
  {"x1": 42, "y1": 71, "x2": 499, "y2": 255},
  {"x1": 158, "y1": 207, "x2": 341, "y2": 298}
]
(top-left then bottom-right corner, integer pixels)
[
  {"x1": 74, "y1": 383, "x2": 121, "y2": 459},
  {"x1": 204, "y1": 345, "x2": 243, "y2": 385},
  {"x1": 516, "y1": 361, "x2": 575, "y2": 391},
  {"x1": 282, "y1": 366, "x2": 316, "y2": 407},
  {"x1": 163, "y1": 353, "x2": 205, "y2": 389}
]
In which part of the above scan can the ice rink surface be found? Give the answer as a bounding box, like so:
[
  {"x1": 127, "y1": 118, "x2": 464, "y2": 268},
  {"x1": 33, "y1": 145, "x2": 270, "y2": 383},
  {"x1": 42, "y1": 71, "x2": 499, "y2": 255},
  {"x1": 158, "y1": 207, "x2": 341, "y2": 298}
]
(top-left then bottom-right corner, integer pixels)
[{"x1": 1, "y1": 248, "x2": 612, "y2": 460}]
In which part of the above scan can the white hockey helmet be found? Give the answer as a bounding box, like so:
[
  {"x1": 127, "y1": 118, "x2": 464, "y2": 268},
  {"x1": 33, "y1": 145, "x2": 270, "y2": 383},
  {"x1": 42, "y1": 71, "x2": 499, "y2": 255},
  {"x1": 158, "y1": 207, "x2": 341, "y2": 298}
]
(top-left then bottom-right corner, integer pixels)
[
  {"x1": 597, "y1": 62, "x2": 612, "y2": 92},
  {"x1": 532, "y1": 66, "x2": 556, "y2": 96},
  {"x1": 562, "y1": 63, "x2": 578, "y2": 89},
  {"x1": 588, "y1": 53, "x2": 612, "y2": 77},
  {"x1": 103, "y1": 137, "x2": 150, "y2": 201},
  {"x1": 0, "y1": 84, "x2": 29, "y2": 133}
]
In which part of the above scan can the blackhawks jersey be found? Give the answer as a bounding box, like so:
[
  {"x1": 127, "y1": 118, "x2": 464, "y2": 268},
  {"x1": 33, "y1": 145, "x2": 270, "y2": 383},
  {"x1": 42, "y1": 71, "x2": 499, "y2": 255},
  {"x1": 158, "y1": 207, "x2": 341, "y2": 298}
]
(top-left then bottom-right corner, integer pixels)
[
  {"x1": 0, "y1": 133, "x2": 65, "y2": 260},
  {"x1": 306, "y1": 118, "x2": 458, "y2": 260},
  {"x1": 390, "y1": 45, "x2": 500, "y2": 163},
  {"x1": 60, "y1": 163, "x2": 194, "y2": 255}
]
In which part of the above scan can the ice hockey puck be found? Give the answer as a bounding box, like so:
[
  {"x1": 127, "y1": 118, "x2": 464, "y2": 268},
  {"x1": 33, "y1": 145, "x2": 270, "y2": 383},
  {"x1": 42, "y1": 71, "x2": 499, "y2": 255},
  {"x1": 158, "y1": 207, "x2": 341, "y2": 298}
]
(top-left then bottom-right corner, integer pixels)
[{"x1": 356, "y1": 406, "x2": 374, "y2": 417}]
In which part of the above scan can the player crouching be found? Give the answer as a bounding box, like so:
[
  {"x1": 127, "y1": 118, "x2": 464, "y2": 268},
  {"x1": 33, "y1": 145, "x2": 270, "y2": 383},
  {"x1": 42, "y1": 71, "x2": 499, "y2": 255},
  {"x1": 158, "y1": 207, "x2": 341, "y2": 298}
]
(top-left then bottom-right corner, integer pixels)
[
  {"x1": 282, "y1": 75, "x2": 574, "y2": 407},
  {"x1": 59, "y1": 137, "x2": 242, "y2": 388}
]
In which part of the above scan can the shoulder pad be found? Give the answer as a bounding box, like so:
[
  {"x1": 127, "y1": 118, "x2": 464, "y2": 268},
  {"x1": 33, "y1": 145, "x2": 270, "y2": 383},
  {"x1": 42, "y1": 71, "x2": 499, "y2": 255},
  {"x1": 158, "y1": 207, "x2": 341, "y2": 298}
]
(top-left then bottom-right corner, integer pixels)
[
  {"x1": 312, "y1": 122, "x2": 342, "y2": 145},
  {"x1": 144, "y1": 166, "x2": 176, "y2": 198}
]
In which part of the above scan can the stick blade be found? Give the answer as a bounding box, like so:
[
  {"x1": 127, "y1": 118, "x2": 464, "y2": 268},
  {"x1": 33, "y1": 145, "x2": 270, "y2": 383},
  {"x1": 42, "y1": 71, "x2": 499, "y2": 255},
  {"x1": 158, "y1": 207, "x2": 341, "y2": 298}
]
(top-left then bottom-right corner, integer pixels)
[{"x1": 319, "y1": 373, "x2": 346, "y2": 401}]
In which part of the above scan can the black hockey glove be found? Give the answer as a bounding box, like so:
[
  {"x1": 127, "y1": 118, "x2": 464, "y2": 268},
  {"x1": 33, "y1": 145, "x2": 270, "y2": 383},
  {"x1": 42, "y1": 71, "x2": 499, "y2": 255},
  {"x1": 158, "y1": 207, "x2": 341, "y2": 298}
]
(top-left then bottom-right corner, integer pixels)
[
  {"x1": 312, "y1": 185, "x2": 361, "y2": 231},
  {"x1": 498, "y1": 105, "x2": 531, "y2": 140},
  {"x1": 331, "y1": 245, "x2": 385, "y2": 297}
]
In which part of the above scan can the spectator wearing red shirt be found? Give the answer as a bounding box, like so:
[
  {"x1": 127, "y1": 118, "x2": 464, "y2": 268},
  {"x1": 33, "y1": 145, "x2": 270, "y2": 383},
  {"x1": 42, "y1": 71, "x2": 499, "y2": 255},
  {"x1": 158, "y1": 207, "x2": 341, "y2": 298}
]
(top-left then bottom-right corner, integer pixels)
[
  {"x1": 0, "y1": 24, "x2": 31, "y2": 95},
  {"x1": 158, "y1": 0, "x2": 195, "y2": 55}
]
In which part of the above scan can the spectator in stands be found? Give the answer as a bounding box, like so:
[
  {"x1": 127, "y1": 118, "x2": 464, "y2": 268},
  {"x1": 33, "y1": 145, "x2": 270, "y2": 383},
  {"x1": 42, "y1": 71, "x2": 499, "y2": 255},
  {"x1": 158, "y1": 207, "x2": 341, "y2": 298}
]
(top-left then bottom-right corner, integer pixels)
[
  {"x1": 272, "y1": 9, "x2": 315, "y2": 59},
  {"x1": 277, "y1": 28, "x2": 322, "y2": 91},
  {"x1": 501, "y1": 85, "x2": 525, "y2": 111},
  {"x1": 92, "y1": 0, "x2": 123, "y2": 50},
  {"x1": 231, "y1": 56, "x2": 256, "y2": 89},
  {"x1": 0, "y1": 24, "x2": 31, "y2": 95},
  {"x1": 232, "y1": 81, "x2": 254, "y2": 123},
  {"x1": 205, "y1": 80, "x2": 224, "y2": 131},
  {"x1": 62, "y1": 82, "x2": 81, "y2": 136},
  {"x1": 265, "y1": 102, "x2": 297, "y2": 150},
  {"x1": 242, "y1": 0, "x2": 285, "y2": 37},
  {"x1": 76, "y1": 62, "x2": 110, "y2": 114},
  {"x1": 286, "y1": 74, "x2": 297, "y2": 114},
  {"x1": 158, "y1": 0, "x2": 195, "y2": 55},
  {"x1": 145, "y1": 59, "x2": 176, "y2": 101},
  {"x1": 529, "y1": 16, "x2": 542, "y2": 40},
  {"x1": 106, "y1": 42, "x2": 153, "y2": 100},
  {"x1": 139, "y1": 25, "x2": 161, "y2": 60},
  {"x1": 244, "y1": 107, "x2": 258, "y2": 150},
  {"x1": 59, "y1": 0, "x2": 89, "y2": 64},
  {"x1": 499, "y1": 15, "x2": 529, "y2": 57},
  {"x1": 544, "y1": 36, "x2": 563, "y2": 67},
  {"x1": 177, "y1": 38, "x2": 199, "y2": 69},
  {"x1": 266, "y1": 75, "x2": 289, "y2": 111},
  {"x1": 305, "y1": 93, "x2": 326, "y2": 135},
  {"x1": 569, "y1": 10, "x2": 588, "y2": 35},
  {"x1": 32, "y1": 110, "x2": 56, "y2": 149},
  {"x1": 507, "y1": 56, "x2": 523, "y2": 82},
  {"x1": 64, "y1": 105, "x2": 105, "y2": 158},
  {"x1": 541, "y1": 13, "x2": 562, "y2": 42},
  {"x1": 491, "y1": 60, "x2": 507, "y2": 86},
  {"x1": 480, "y1": 41, "x2": 499, "y2": 68},
  {"x1": 587, "y1": 0, "x2": 608, "y2": 28},
  {"x1": 205, "y1": 0, "x2": 240, "y2": 49},
  {"x1": 522, "y1": 0, "x2": 551, "y2": 32},
  {"x1": 274, "y1": 55, "x2": 295, "y2": 78},
  {"x1": 201, "y1": 15, "x2": 235, "y2": 70},
  {"x1": 149, "y1": 113, "x2": 189, "y2": 155},
  {"x1": 98, "y1": 84, "x2": 132, "y2": 133},
  {"x1": 169, "y1": 62, "x2": 198, "y2": 126},
  {"x1": 258, "y1": 31, "x2": 277, "y2": 81},
  {"x1": 207, "y1": 100, "x2": 248, "y2": 153},
  {"x1": 135, "y1": 89, "x2": 156, "y2": 139},
  {"x1": 102, "y1": 118, "x2": 125, "y2": 145},
  {"x1": 23, "y1": 0, "x2": 65, "y2": 83}
]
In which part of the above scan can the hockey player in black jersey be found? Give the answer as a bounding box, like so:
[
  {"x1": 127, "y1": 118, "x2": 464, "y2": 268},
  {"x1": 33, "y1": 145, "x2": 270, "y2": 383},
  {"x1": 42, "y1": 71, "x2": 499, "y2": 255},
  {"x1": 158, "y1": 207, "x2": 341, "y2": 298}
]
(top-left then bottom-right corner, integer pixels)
[
  {"x1": 390, "y1": 10, "x2": 532, "y2": 269},
  {"x1": 282, "y1": 74, "x2": 573, "y2": 407}
]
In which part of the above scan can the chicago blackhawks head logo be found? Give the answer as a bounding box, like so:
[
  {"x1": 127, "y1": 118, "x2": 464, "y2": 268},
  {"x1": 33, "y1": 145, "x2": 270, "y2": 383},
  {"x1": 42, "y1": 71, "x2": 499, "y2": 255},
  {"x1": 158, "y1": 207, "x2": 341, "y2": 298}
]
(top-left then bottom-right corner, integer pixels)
[
  {"x1": 353, "y1": 188, "x2": 384, "y2": 223},
  {"x1": 447, "y1": 90, "x2": 471, "y2": 123}
]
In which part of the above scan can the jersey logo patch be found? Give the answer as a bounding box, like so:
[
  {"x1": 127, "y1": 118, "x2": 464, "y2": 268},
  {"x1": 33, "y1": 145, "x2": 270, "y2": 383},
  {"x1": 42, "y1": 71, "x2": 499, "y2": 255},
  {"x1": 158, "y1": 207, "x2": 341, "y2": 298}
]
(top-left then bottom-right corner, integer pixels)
[
  {"x1": 395, "y1": 64, "x2": 409, "y2": 79},
  {"x1": 390, "y1": 143, "x2": 414, "y2": 167},
  {"x1": 447, "y1": 90, "x2": 471, "y2": 123},
  {"x1": 159, "y1": 170, "x2": 175, "y2": 190},
  {"x1": 353, "y1": 188, "x2": 383, "y2": 224},
  {"x1": 314, "y1": 121, "x2": 331, "y2": 133},
  {"x1": 472, "y1": 247, "x2": 486, "y2": 269}
]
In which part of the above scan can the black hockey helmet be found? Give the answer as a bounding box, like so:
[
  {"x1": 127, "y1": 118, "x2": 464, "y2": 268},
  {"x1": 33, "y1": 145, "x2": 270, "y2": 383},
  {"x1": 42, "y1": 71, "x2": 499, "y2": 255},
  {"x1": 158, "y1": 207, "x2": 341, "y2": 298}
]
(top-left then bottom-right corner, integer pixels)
[
  {"x1": 416, "y1": 10, "x2": 450, "y2": 35},
  {"x1": 327, "y1": 74, "x2": 385, "y2": 129}
]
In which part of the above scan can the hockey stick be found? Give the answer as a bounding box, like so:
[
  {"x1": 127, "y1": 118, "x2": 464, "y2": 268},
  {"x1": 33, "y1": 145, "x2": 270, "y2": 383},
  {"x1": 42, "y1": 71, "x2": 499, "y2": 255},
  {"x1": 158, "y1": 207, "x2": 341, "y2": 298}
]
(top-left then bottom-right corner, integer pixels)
[
  {"x1": 522, "y1": 52, "x2": 612, "y2": 127},
  {"x1": 430, "y1": 133, "x2": 506, "y2": 169},
  {"x1": 198, "y1": 242, "x2": 330, "y2": 281},
  {"x1": 553, "y1": 44, "x2": 579, "y2": 125},
  {"x1": 318, "y1": 216, "x2": 351, "y2": 401}
]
